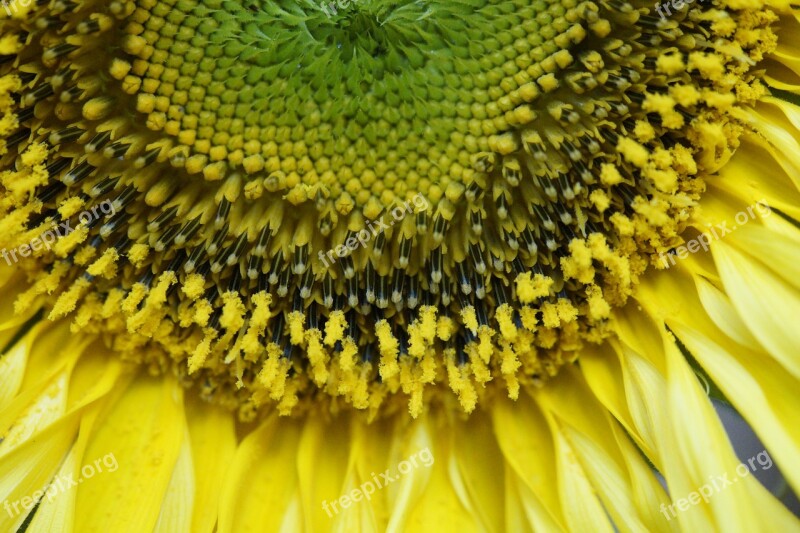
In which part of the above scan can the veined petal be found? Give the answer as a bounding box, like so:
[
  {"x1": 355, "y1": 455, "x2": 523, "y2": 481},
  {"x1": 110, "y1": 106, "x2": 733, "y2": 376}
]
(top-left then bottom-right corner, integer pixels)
[
  {"x1": 296, "y1": 414, "x2": 351, "y2": 531},
  {"x1": 712, "y1": 240, "x2": 800, "y2": 379},
  {"x1": 449, "y1": 410, "x2": 506, "y2": 531},
  {"x1": 403, "y1": 430, "x2": 476, "y2": 533},
  {"x1": 186, "y1": 398, "x2": 236, "y2": 533},
  {"x1": 154, "y1": 426, "x2": 195, "y2": 533},
  {"x1": 706, "y1": 135, "x2": 800, "y2": 222},
  {"x1": 504, "y1": 466, "x2": 537, "y2": 533},
  {"x1": 0, "y1": 324, "x2": 39, "y2": 410},
  {"x1": 0, "y1": 403, "x2": 83, "y2": 532},
  {"x1": 727, "y1": 222, "x2": 800, "y2": 290},
  {"x1": 638, "y1": 268, "x2": 800, "y2": 496},
  {"x1": 384, "y1": 418, "x2": 435, "y2": 532},
  {"x1": 26, "y1": 363, "x2": 127, "y2": 533},
  {"x1": 74, "y1": 375, "x2": 185, "y2": 533},
  {"x1": 660, "y1": 333, "x2": 799, "y2": 532},
  {"x1": 492, "y1": 394, "x2": 566, "y2": 530},
  {"x1": 218, "y1": 415, "x2": 303, "y2": 533},
  {"x1": 0, "y1": 323, "x2": 82, "y2": 443},
  {"x1": 536, "y1": 368, "x2": 669, "y2": 533}
]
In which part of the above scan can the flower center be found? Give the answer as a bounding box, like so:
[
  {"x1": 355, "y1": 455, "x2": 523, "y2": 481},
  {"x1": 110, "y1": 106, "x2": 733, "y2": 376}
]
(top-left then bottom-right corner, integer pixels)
[{"x1": 0, "y1": 0, "x2": 775, "y2": 419}]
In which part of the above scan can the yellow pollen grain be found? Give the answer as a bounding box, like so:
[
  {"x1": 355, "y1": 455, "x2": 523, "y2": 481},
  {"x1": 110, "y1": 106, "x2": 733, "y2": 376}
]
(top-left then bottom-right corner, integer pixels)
[
  {"x1": 287, "y1": 311, "x2": 305, "y2": 346},
  {"x1": 188, "y1": 329, "x2": 216, "y2": 374},
  {"x1": 610, "y1": 212, "x2": 635, "y2": 237},
  {"x1": 656, "y1": 53, "x2": 685, "y2": 75},
  {"x1": 519, "y1": 307, "x2": 538, "y2": 331},
  {"x1": 193, "y1": 299, "x2": 213, "y2": 327},
  {"x1": 515, "y1": 272, "x2": 553, "y2": 303},
  {"x1": 127, "y1": 243, "x2": 150, "y2": 267},
  {"x1": 86, "y1": 248, "x2": 119, "y2": 278},
  {"x1": 407, "y1": 323, "x2": 426, "y2": 358},
  {"x1": 477, "y1": 326, "x2": 494, "y2": 363},
  {"x1": 446, "y1": 351, "x2": 478, "y2": 413},
  {"x1": 495, "y1": 304, "x2": 518, "y2": 341},
  {"x1": 48, "y1": 277, "x2": 91, "y2": 320},
  {"x1": 670, "y1": 85, "x2": 701, "y2": 107},
  {"x1": 561, "y1": 239, "x2": 596, "y2": 284},
  {"x1": 616, "y1": 138, "x2": 649, "y2": 168},
  {"x1": 58, "y1": 196, "x2": 85, "y2": 218},
  {"x1": 436, "y1": 316, "x2": 456, "y2": 341},
  {"x1": 460, "y1": 306, "x2": 479, "y2": 335},
  {"x1": 324, "y1": 310, "x2": 347, "y2": 346},
  {"x1": 376, "y1": 320, "x2": 400, "y2": 379},
  {"x1": 590, "y1": 189, "x2": 611, "y2": 212},
  {"x1": 181, "y1": 273, "x2": 206, "y2": 300},
  {"x1": 305, "y1": 329, "x2": 330, "y2": 386},
  {"x1": 586, "y1": 285, "x2": 611, "y2": 320},
  {"x1": 599, "y1": 163, "x2": 623, "y2": 185},
  {"x1": 633, "y1": 121, "x2": 656, "y2": 142},
  {"x1": 53, "y1": 226, "x2": 88, "y2": 257},
  {"x1": 688, "y1": 52, "x2": 726, "y2": 80}
]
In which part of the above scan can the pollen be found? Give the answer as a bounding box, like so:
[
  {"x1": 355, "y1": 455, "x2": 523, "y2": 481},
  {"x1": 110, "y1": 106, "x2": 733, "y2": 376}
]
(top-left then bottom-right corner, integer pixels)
[{"x1": 0, "y1": 0, "x2": 780, "y2": 419}]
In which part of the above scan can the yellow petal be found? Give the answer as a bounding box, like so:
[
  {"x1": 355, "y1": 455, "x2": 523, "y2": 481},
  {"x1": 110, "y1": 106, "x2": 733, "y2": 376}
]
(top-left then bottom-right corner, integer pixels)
[
  {"x1": 707, "y1": 135, "x2": 800, "y2": 222},
  {"x1": 296, "y1": 414, "x2": 350, "y2": 531},
  {"x1": 537, "y1": 368, "x2": 670, "y2": 532},
  {"x1": 0, "y1": 378, "x2": 76, "y2": 532},
  {"x1": 660, "y1": 333, "x2": 800, "y2": 532},
  {"x1": 154, "y1": 425, "x2": 194, "y2": 533},
  {"x1": 694, "y1": 277, "x2": 761, "y2": 350},
  {"x1": 351, "y1": 417, "x2": 395, "y2": 528},
  {"x1": 219, "y1": 415, "x2": 303, "y2": 532},
  {"x1": 185, "y1": 397, "x2": 236, "y2": 533},
  {"x1": 404, "y1": 427, "x2": 477, "y2": 533},
  {"x1": 74, "y1": 374, "x2": 184, "y2": 533},
  {"x1": 0, "y1": 323, "x2": 82, "y2": 441},
  {"x1": 26, "y1": 363, "x2": 126, "y2": 533},
  {"x1": 449, "y1": 409, "x2": 506, "y2": 531},
  {"x1": 0, "y1": 324, "x2": 39, "y2": 410},
  {"x1": 727, "y1": 222, "x2": 800, "y2": 290},
  {"x1": 0, "y1": 350, "x2": 123, "y2": 531},
  {"x1": 712, "y1": 240, "x2": 800, "y2": 379},
  {"x1": 640, "y1": 268, "x2": 800, "y2": 496},
  {"x1": 384, "y1": 418, "x2": 435, "y2": 532},
  {"x1": 503, "y1": 466, "x2": 538, "y2": 533},
  {"x1": 492, "y1": 394, "x2": 566, "y2": 530}
]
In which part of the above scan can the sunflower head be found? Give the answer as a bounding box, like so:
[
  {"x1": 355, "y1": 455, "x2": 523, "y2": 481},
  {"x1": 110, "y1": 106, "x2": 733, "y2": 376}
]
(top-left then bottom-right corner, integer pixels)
[{"x1": 0, "y1": 0, "x2": 778, "y2": 419}]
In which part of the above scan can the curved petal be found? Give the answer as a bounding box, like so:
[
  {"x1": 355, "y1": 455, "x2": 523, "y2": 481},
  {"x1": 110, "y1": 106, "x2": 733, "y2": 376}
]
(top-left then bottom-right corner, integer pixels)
[
  {"x1": 218, "y1": 415, "x2": 303, "y2": 533},
  {"x1": 74, "y1": 374, "x2": 185, "y2": 533}
]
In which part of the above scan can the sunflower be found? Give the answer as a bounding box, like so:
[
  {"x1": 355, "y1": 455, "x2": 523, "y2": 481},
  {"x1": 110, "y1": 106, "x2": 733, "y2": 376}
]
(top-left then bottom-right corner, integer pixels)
[{"x1": 1, "y1": 0, "x2": 799, "y2": 530}]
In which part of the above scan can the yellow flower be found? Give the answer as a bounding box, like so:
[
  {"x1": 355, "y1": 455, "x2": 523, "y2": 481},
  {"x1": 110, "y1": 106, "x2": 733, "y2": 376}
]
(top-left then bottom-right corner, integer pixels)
[{"x1": 1, "y1": 0, "x2": 799, "y2": 531}]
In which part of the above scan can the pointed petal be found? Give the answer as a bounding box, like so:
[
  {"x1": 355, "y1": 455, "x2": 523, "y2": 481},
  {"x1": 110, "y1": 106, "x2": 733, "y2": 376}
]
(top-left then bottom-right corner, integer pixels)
[
  {"x1": 712, "y1": 240, "x2": 800, "y2": 379},
  {"x1": 537, "y1": 368, "x2": 671, "y2": 532},
  {"x1": 492, "y1": 394, "x2": 566, "y2": 530},
  {"x1": 154, "y1": 425, "x2": 195, "y2": 533},
  {"x1": 219, "y1": 415, "x2": 303, "y2": 532},
  {"x1": 450, "y1": 409, "x2": 506, "y2": 531}
]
